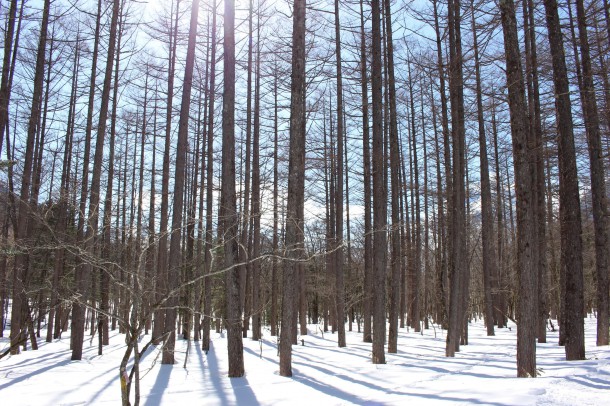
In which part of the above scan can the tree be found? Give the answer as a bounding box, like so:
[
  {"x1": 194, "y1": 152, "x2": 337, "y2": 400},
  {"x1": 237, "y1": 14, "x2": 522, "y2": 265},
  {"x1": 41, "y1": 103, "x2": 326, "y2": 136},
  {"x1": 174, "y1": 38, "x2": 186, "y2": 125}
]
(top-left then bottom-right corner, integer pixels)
[
  {"x1": 446, "y1": 0, "x2": 468, "y2": 357},
  {"x1": 161, "y1": 0, "x2": 200, "y2": 365},
  {"x1": 542, "y1": 0, "x2": 587, "y2": 360},
  {"x1": 222, "y1": 0, "x2": 245, "y2": 377},
  {"x1": 359, "y1": 0, "x2": 373, "y2": 345},
  {"x1": 499, "y1": 0, "x2": 538, "y2": 377},
  {"x1": 574, "y1": 0, "x2": 607, "y2": 351},
  {"x1": 334, "y1": 0, "x2": 346, "y2": 349},
  {"x1": 279, "y1": 0, "x2": 306, "y2": 377},
  {"x1": 250, "y1": 0, "x2": 263, "y2": 341},
  {"x1": 371, "y1": 0, "x2": 387, "y2": 365},
  {"x1": 9, "y1": 0, "x2": 51, "y2": 355},
  {"x1": 385, "y1": 0, "x2": 402, "y2": 353},
  {"x1": 152, "y1": 0, "x2": 181, "y2": 345},
  {"x1": 471, "y1": 0, "x2": 496, "y2": 337},
  {"x1": 202, "y1": 0, "x2": 218, "y2": 353}
]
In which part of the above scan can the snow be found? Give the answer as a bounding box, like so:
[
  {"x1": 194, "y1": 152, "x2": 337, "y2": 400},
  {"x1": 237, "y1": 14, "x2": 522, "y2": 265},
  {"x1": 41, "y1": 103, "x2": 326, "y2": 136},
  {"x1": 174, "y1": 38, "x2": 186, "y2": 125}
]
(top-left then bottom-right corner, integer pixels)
[{"x1": 1, "y1": 317, "x2": 609, "y2": 405}]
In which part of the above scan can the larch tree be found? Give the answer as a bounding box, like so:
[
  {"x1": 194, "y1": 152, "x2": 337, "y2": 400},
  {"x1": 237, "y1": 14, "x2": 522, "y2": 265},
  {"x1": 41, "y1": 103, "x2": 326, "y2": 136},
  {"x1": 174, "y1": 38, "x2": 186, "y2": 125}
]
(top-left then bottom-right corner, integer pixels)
[
  {"x1": 385, "y1": 0, "x2": 402, "y2": 353},
  {"x1": 72, "y1": 0, "x2": 120, "y2": 361},
  {"x1": 152, "y1": 0, "x2": 181, "y2": 345},
  {"x1": 446, "y1": 0, "x2": 468, "y2": 357},
  {"x1": 574, "y1": 0, "x2": 607, "y2": 351},
  {"x1": 334, "y1": 0, "x2": 346, "y2": 349},
  {"x1": 222, "y1": 0, "x2": 245, "y2": 377},
  {"x1": 371, "y1": 0, "x2": 387, "y2": 365},
  {"x1": 279, "y1": 0, "x2": 306, "y2": 377},
  {"x1": 471, "y1": 0, "x2": 496, "y2": 337},
  {"x1": 9, "y1": 0, "x2": 51, "y2": 355},
  {"x1": 202, "y1": 0, "x2": 218, "y2": 353},
  {"x1": 499, "y1": 0, "x2": 538, "y2": 377},
  {"x1": 359, "y1": 0, "x2": 373, "y2": 345},
  {"x1": 161, "y1": 0, "x2": 200, "y2": 365},
  {"x1": 542, "y1": 0, "x2": 587, "y2": 361}
]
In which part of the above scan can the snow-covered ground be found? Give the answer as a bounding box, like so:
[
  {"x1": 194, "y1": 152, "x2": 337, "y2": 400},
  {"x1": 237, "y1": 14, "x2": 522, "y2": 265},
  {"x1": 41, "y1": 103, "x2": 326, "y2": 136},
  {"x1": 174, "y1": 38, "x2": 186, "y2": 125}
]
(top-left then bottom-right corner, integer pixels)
[{"x1": 1, "y1": 316, "x2": 609, "y2": 405}]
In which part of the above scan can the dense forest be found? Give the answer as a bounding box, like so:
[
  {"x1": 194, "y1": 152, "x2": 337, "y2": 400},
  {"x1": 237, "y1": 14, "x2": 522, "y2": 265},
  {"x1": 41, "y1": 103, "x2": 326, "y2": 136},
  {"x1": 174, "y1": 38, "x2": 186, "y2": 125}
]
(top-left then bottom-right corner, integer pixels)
[{"x1": 1, "y1": 0, "x2": 609, "y2": 399}]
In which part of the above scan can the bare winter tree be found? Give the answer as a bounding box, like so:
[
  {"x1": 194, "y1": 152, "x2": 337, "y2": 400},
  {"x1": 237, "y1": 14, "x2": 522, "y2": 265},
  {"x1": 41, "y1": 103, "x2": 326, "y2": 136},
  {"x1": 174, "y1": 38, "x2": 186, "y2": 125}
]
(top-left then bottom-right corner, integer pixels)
[{"x1": 279, "y1": 0, "x2": 306, "y2": 378}]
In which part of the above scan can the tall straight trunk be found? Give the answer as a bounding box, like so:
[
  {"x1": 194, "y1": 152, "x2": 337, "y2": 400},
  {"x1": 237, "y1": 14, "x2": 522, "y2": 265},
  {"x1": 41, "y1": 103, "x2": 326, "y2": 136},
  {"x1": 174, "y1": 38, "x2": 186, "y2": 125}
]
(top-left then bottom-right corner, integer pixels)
[
  {"x1": 522, "y1": 0, "x2": 547, "y2": 344},
  {"x1": 279, "y1": 0, "x2": 306, "y2": 377},
  {"x1": 47, "y1": 38, "x2": 79, "y2": 343},
  {"x1": 325, "y1": 104, "x2": 337, "y2": 332},
  {"x1": 334, "y1": 0, "x2": 346, "y2": 348},
  {"x1": 433, "y1": 0, "x2": 452, "y2": 327},
  {"x1": 446, "y1": 0, "x2": 467, "y2": 358},
  {"x1": 499, "y1": 0, "x2": 538, "y2": 377},
  {"x1": 471, "y1": 1, "x2": 495, "y2": 336},
  {"x1": 543, "y1": 0, "x2": 587, "y2": 359},
  {"x1": 9, "y1": 0, "x2": 50, "y2": 355},
  {"x1": 74, "y1": 0, "x2": 102, "y2": 305},
  {"x1": 371, "y1": 0, "x2": 387, "y2": 365},
  {"x1": 145, "y1": 90, "x2": 158, "y2": 336},
  {"x1": 222, "y1": 0, "x2": 245, "y2": 377},
  {"x1": 153, "y1": 0, "x2": 181, "y2": 345},
  {"x1": 0, "y1": 0, "x2": 22, "y2": 339},
  {"x1": 407, "y1": 59, "x2": 422, "y2": 333},
  {"x1": 385, "y1": 0, "x2": 401, "y2": 353},
  {"x1": 240, "y1": 0, "x2": 255, "y2": 334},
  {"x1": 162, "y1": 0, "x2": 200, "y2": 365},
  {"x1": 251, "y1": 6, "x2": 262, "y2": 341},
  {"x1": 344, "y1": 112, "x2": 354, "y2": 332},
  {"x1": 270, "y1": 58, "x2": 279, "y2": 337},
  {"x1": 573, "y1": 0, "x2": 603, "y2": 352},
  {"x1": 421, "y1": 94, "x2": 430, "y2": 330},
  {"x1": 194, "y1": 56, "x2": 209, "y2": 342},
  {"x1": 430, "y1": 75, "x2": 445, "y2": 325},
  {"x1": 72, "y1": 0, "x2": 120, "y2": 361},
  {"x1": 183, "y1": 89, "x2": 202, "y2": 341},
  {"x1": 359, "y1": 0, "x2": 372, "y2": 344},
  {"x1": 491, "y1": 94, "x2": 507, "y2": 328},
  {"x1": 100, "y1": 8, "x2": 125, "y2": 351},
  {"x1": 202, "y1": 0, "x2": 217, "y2": 353}
]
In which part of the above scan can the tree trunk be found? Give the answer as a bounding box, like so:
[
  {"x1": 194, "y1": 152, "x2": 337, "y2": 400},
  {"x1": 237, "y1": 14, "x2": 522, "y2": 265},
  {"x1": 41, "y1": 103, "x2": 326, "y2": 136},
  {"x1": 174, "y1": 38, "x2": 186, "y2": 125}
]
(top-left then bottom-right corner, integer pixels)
[
  {"x1": 251, "y1": 7, "x2": 262, "y2": 341},
  {"x1": 270, "y1": 57, "x2": 279, "y2": 338},
  {"x1": 385, "y1": 0, "x2": 401, "y2": 353},
  {"x1": 359, "y1": 0, "x2": 373, "y2": 345},
  {"x1": 574, "y1": 0, "x2": 607, "y2": 351},
  {"x1": 446, "y1": 0, "x2": 468, "y2": 358},
  {"x1": 279, "y1": 0, "x2": 306, "y2": 377},
  {"x1": 161, "y1": 0, "x2": 200, "y2": 365},
  {"x1": 543, "y1": 0, "x2": 587, "y2": 358},
  {"x1": 334, "y1": 0, "x2": 346, "y2": 349},
  {"x1": 499, "y1": 0, "x2": 538, "y2": 377},
  {"x1": 202, "y1": 0, "x2": 217, "y2": 353},
  {"x1": 471, "y1": 1, "x2": 496, "y2": 337},
  {"x1": 10, "y1": 0, "x2": 50, "y2": 355},
  {"x1": 153, "y1": 0, "x2": 181, "y2": 345},
  {"x1": 371, "y1": 0, "x2": 387, "y2": 365},
  {"x1": 222, "y1": 0, "x2": 245, "y2": 377}
]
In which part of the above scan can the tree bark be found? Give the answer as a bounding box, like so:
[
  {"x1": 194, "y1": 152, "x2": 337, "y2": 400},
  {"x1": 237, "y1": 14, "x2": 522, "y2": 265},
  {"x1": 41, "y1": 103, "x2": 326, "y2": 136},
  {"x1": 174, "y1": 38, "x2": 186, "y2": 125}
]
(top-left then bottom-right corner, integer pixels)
[
  {"x1": 334, "y1": 0, "x2": 346, "y2": 349},
  {"x1": 371, "y1": 0, "x2": 387, "y2": 365},
  {"x1": 574, "y1": 0, "x2": 607, "y2": 351},
  {"x1": 10, "y1": 0, "x2": 50, "y2": 355},
  {"x1": 279, "y1": 0, "x2": 306, "y2": 377},
  {"x1": 202, "y1": 0, "x2": 218, "y2": 353},
  {"x1": 222, "y1": 0, "x2": 245, "y2": 377},
  {"x1": 499, "y1": 0, "x2": 538, "y2": 377},
  {"x1": 543, "y1": 0, "x2": 587, "y2": 359},
  {"x1": 471, "y1": 0, "x2": 495, "y2": 337}
]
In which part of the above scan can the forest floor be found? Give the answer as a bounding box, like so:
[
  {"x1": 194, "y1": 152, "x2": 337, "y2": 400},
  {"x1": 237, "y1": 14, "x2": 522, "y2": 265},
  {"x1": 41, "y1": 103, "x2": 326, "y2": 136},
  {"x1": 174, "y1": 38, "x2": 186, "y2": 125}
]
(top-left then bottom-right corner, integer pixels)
[{"x1": 1, "y1": 316, "x2": 609, "y2": 405}]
